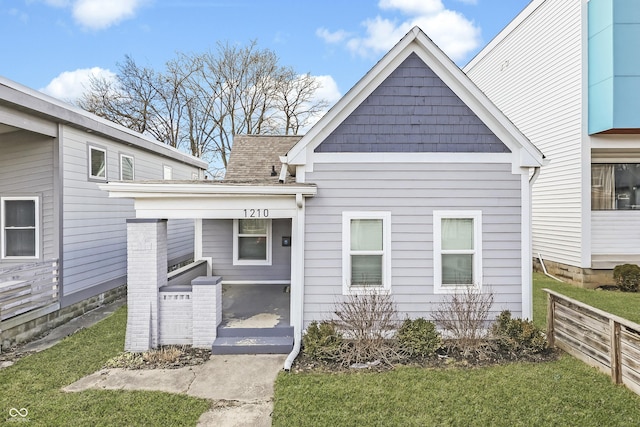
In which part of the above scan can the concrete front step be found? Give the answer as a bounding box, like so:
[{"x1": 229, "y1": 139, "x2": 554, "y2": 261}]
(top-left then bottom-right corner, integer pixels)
[{"x1": 212, "y1": 326, "x2": 294, "y2": 355}]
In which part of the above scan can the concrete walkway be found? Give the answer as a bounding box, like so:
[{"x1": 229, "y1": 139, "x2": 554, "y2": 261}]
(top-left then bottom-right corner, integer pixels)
[{"x1": 64, "y1": 354, "x2": 286, "y2": 426}]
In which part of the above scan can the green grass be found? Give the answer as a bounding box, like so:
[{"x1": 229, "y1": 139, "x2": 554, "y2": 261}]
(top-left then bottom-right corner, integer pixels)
[
  {"x1": 533, "y1": 272, "x2": 640, "y2": 329},
  {"x1": 0, "y1": 307, "x2": 210, "y2": 426},
  {"x1": 273, "y1": 273, "x2": 640, "y2": 427}
]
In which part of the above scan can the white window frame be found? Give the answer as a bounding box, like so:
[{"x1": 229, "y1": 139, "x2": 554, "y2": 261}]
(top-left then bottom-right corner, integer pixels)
[
  {"x1": 120, "y1": 154, "x2": 135, "y2": 181},
  {"x1": 163, "y1": 165, "x2": 173, "y2": 180},
  {"x1": 232, "y1": 219, "x2": 272, "y2": 266},
  {"x1": 433, "y1": 210, "x2": 482, "y2": 294},
  {"x1": 1, "y1": 196, "x2": 40, "y2": 259},
  {"x1": 89, "y1": 145, "x2": 107, "y2": 181},
  {"x1": 342, "y1": 211, "x2": 392, "y2": 295}
]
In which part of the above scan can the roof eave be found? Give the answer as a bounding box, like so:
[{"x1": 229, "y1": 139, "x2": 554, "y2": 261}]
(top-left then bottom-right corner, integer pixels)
[{"x1": 98, "y1": 182, "x2": 318, "y2": 198}]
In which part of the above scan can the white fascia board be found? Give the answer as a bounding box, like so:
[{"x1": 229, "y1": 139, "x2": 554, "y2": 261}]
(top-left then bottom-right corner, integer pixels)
[
  {"x1": 99, "y1": 182, "x2": 317, "y2": 198},
  {"x1": 312, "y1": 152, "x2": 514, "y2": 164}
]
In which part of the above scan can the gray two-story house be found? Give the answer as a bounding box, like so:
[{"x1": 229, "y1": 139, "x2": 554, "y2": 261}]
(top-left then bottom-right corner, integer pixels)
[{"x1": 0, "y1": 76, "x2": 207, "y2": 349}]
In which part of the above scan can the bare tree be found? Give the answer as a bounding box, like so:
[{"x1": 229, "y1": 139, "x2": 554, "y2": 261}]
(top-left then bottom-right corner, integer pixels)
[
  {"x1": 77, "y1": 41, "x2": 329, "y2": 172},
  {"x1": 275, "y1": 68, "x2": 329, "y2": 135}
]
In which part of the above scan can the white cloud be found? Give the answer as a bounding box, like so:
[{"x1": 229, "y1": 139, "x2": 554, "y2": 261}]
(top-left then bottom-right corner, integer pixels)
[
  {"x1": 40, "y1": 67, "x2": 116, "y2": 103},
  {"x1": 72, "y1": 0, "x2": 145, "y2": 30},
  {"x1": 379, "y1": 0, "x2": 444, "y2": 16},
  {"x1": 317, "y1": 0, "x2": 481, "y2": 63},
  {"x1": 296, "y1": 75, "x2": 342, "y2": 133},
  {"x1": 312, "y1": 75, "x2": 342, "y2": 106},
  {"x1": 40, "y1": 0, "x2": 146, "y2": 30},
  {"x1": 316, "y1": 27, "x2": 351, "y2": 44}
]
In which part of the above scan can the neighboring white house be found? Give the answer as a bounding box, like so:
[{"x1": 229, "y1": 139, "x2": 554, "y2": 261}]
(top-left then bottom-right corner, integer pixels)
[
  {"x1": 0, "y1": 76, "x2": 207, "y2": 349},
  {"x1": 465, "y1": 0, "x2": 640, "y2": 286},
  {"x1": 102, "y1": 27, "x2": 544, "y2": 364}
]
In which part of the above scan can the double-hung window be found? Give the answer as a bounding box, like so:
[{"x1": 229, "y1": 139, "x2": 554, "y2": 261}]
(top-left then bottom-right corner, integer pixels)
[
  {"x1": 89, "y1": 146, "x2": 107, "y2": 180},
  {"x1": 1, "y1": 197, "x2": 39, "y2": 259},
  {"x1": 120, "y1": 154, "x2": 135, "y2": 180},
  {"x1": 342, "y1": 211, "x2": 391, "y2": 293},
  {"x1": 433, "y1": 211, "x2": 482, "y2": 293},
  {"x1": 233, "y1": 219, "x2": 272, "y2": 265}
]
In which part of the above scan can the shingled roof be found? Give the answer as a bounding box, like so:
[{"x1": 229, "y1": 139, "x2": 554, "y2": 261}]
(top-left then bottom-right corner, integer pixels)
[{"x1": 224, "y1": 135, "x2": 302, "y2": 183}]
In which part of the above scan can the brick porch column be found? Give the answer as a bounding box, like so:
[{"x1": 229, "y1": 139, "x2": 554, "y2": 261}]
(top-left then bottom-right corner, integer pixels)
[
  {"x1": 191, "y1": 276, "x2": 222, "y2": 348},
  {"x1": 125, "y1": 219, "x2": 167, "y2": 352}
]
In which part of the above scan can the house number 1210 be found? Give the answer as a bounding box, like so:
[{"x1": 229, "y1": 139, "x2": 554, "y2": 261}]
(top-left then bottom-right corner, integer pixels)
[{"x1": 244, "y1": 209, "x2": 269, "y2": 218}]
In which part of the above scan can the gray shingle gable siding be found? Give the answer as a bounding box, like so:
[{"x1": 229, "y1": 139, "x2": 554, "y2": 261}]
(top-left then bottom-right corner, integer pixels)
[{"x1": 315, "y1": 53, "x2": 510, "y2": 153}]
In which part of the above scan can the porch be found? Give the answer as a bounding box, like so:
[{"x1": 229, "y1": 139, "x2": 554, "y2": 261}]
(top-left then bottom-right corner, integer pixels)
[{"x1": 213, "y1": 283, "x2": 293, "y2": 354}]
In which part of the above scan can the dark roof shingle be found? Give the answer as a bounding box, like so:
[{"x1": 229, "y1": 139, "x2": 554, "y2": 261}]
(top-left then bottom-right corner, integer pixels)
[{"x1": 224, "y1": 135, "x2": 302, "y2": 183}]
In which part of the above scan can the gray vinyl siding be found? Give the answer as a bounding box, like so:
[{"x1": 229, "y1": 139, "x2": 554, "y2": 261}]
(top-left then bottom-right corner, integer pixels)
[
  {"x1": 316, "y1": 52, "x2": 509, "y2": 154},
  {"x1": 465, "y1": 0, "x2": 584, "y2": 268},
  {"x1": 61, "y1": 126, "x2": 199, "y2": 298},
  {"x1": 202, "y1": 218, "x2": 291, "y2": 281},
  {"x1": 167, "y1": 219, "x2": 194, "y2": 266},
  {"x1": 303, "y1": 162, "x2": 523, "y2": 324},
  {"x1": 0, "y1": 130, "x2": 56, "y2": 267}
]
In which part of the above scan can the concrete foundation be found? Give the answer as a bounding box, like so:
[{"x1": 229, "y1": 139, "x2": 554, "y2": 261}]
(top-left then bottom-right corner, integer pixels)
[{"x1": 533, "y1": 257, "x2": 616, "y2": 288}]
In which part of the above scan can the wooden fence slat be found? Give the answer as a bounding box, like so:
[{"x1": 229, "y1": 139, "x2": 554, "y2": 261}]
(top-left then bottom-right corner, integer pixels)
[
  {"x1": 554, "y1": 315, "x2": 611, "y2": 357},
  {"x1": 554, "y1": 303, "x2": 610, "y2": 336}
]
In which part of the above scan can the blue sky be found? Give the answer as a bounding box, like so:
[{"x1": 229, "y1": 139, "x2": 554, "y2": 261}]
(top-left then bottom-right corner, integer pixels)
[{"x1": 1, "y1": 0, "x2": 530, "y2": 106}]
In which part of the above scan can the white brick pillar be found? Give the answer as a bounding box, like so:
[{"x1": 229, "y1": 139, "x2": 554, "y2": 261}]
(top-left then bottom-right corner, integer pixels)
[
  {"x1": 192, "y1": 276, "x2": 222, "y2": 348},
  {"x1": 125, "y1": 219, "x2": 167, "y2": 352}
]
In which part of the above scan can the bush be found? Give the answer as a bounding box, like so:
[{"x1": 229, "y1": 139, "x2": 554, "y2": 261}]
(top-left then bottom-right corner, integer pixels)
[
  {"x1": 333, "y1": 291, "x2": 400, "y2": 366},
  {"x1": 302, "y1": 321, "x2": 343, "y2": 361},
  {"x1": 431, "y1": 287, "x2": 494, "y2": 356},
  {"x1": 490, "y1": 311, "x2": 546, "y2": 355},
  {"x1": 613, "y1": 264, "x2": 640, "y2": 292},
  {"x1": 396, "y1": 318, "x2": 442, "y2": 358}
]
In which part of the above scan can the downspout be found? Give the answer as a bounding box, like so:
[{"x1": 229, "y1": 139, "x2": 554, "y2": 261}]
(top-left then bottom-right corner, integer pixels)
[
  {"x1": 538, "y1": 253, "x2": 564, "y2": 283},
  {"x1": 284, "y1": 192, "x2": 305, "y2": 371}
]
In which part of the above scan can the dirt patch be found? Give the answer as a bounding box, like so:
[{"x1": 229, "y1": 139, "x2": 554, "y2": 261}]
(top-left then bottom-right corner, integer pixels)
[{"x1": 225, "y1": 313, "x2": 281, "y2": 328}]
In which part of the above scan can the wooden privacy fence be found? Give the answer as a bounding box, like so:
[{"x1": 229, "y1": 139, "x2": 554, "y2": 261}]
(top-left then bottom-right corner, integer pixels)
[
  {"x1": 0, "y1": 259, "x2": 59, "y2": 321},
  {"x1": 545, "y1": 288, "x2": 640, "y2": 395}
]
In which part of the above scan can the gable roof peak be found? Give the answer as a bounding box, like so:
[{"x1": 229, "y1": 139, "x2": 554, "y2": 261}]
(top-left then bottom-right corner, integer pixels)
[{"x1": 285, "y1": 26, "x2": 544, "y2": 168}]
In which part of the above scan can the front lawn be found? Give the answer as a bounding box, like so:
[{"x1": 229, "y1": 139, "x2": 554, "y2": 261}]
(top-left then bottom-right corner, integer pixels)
[
  {"x1": 273, "y1": 273, "x2": 640, "y2": 427},
  {"x1": 0, "y1": 306, "x2": 210, "y2": 426}
]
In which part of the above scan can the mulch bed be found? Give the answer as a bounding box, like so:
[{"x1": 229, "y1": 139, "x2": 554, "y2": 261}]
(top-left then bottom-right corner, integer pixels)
[{"x1": 290, "y1": 345, "x2": 560, "y2": 374}]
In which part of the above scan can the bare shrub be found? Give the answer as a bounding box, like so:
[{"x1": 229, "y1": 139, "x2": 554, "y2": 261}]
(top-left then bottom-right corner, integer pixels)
[
  {"x1": 333, "y1": 291, "x2": 400, "y2": 366},
  {"x1": 143, "y1": 346, "x2": 182, "y2": 364},
  {"x1": 432, "y1": 287, "x2": 494, "y2": 356}
]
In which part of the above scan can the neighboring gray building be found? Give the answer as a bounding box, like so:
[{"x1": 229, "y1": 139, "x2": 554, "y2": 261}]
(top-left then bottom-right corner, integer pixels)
[
  {"x1": 102, "y1": 27, "x2": 545, "y2": 365},
  {"x1": 0, "y1": 76, "x2": 207, "y2": 348}
]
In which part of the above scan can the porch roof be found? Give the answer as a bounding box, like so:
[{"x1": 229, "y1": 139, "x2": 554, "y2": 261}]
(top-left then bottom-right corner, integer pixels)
[{"x1": 100, "y1": 179, "x2": 317, "y2": 199}]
